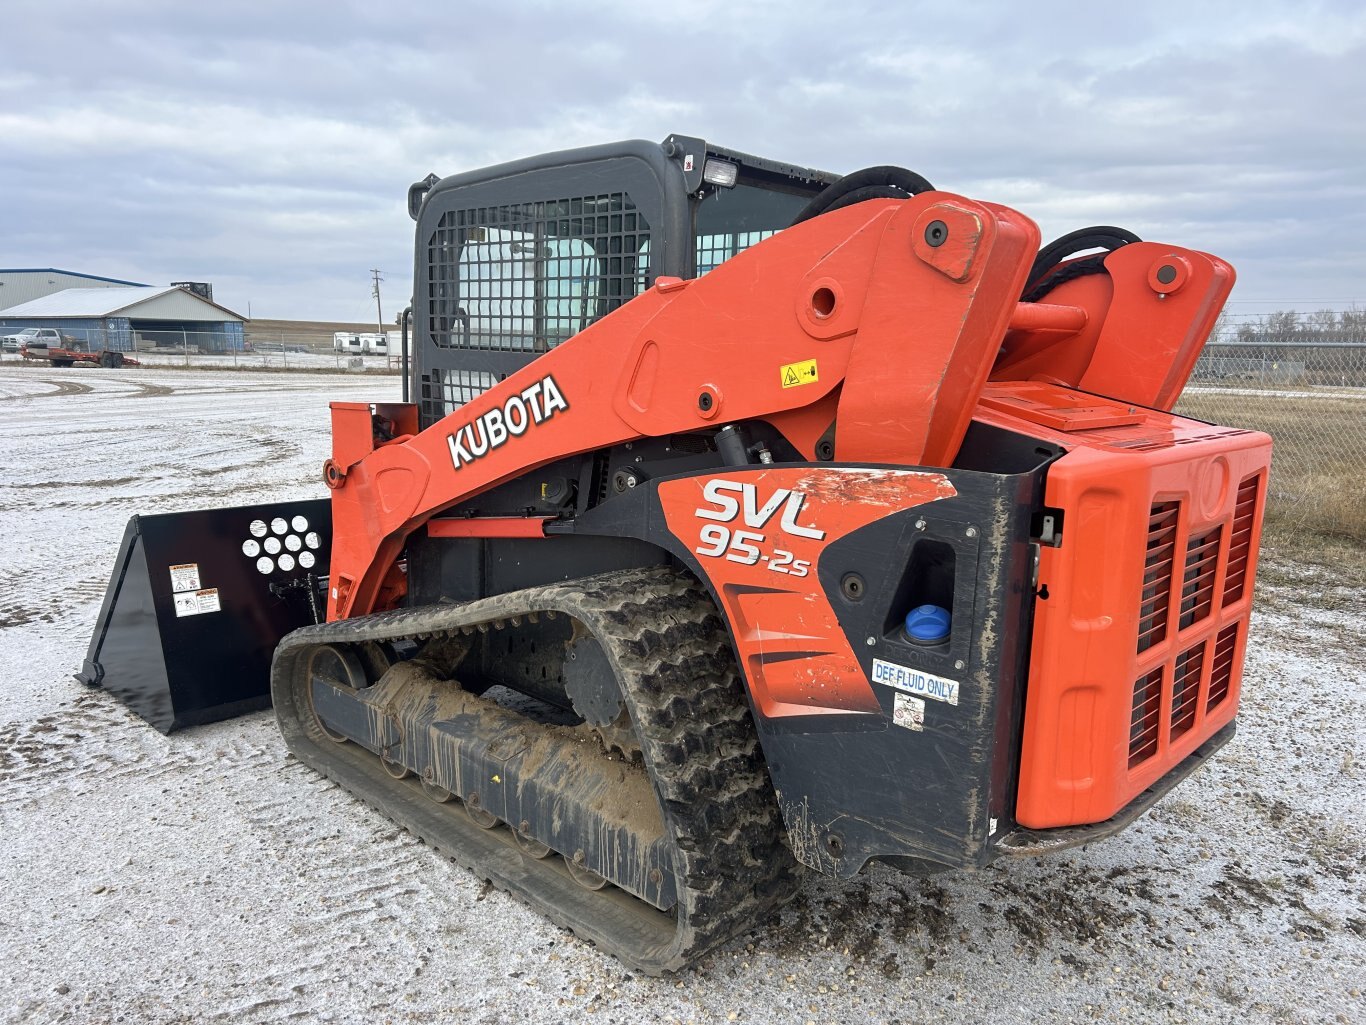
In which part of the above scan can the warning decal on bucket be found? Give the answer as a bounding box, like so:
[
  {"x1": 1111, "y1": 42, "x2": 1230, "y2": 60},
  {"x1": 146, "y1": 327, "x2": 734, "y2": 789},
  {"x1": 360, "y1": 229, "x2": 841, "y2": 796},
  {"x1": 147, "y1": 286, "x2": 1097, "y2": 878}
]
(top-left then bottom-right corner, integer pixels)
[
  {"x1": 173, "y1": 588, "x2": 221, "y2": 618},
  {"x1": 168, "y1": 563, "x2": 201, "y2": 593}
]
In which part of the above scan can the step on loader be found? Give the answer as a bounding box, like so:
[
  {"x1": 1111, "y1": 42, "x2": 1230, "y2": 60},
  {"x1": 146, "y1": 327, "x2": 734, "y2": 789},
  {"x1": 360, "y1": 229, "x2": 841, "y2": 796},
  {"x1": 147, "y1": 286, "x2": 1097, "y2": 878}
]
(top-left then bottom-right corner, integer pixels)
[{"x1": 81, "y1": 134, "x2": 1271, "y2": 973}]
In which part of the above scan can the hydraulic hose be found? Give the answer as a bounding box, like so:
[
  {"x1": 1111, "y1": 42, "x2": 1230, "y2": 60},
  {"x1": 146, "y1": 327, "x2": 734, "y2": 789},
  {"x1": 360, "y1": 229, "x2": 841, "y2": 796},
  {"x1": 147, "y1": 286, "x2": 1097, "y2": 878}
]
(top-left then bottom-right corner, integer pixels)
[
  {"x1": 1022, "y1": 226, "x2": 1142, "y2": 302},
  {"x1": 790, "y1": 166, "x2": 936, "y2": 225}
]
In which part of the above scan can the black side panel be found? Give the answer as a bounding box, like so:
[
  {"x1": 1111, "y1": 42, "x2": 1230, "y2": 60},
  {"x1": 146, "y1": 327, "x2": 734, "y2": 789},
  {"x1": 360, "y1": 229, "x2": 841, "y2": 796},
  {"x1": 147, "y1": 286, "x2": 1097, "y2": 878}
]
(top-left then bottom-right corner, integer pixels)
[
  {"x1": 79, "y1": 499, "x2": 332, "y2": 732},
  {"x1": 770, "y1": 471, "x2": 1042, "y2": 874},
  {"x1": 407, "y1": 532, "x2": 671, "y2": 606},
  {"x1": 569, "y1": 461, "x2": 1046, "y2": 876}
]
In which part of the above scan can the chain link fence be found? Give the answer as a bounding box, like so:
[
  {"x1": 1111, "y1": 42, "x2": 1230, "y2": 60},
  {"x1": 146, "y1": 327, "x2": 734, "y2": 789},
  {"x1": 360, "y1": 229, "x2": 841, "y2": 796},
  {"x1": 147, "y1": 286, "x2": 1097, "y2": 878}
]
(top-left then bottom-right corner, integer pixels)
[{"x1": 1176, "y1": 342, "x2": 1366, "y2": 540}]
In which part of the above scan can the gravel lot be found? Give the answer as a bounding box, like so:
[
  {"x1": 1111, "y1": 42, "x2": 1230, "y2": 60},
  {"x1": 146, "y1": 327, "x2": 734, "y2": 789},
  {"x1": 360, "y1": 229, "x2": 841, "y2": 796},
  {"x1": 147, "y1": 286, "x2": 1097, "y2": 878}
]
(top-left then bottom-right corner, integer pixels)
[{"x1": 1, "y1": 364, "x2": 1362, "y2": 1025}]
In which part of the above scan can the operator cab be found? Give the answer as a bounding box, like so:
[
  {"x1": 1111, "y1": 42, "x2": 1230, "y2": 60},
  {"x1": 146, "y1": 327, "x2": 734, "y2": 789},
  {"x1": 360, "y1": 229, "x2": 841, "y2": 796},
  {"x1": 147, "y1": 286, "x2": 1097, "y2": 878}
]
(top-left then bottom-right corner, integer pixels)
[{"x1": 406, "y1": 134, "x2": 839, "y2": 428}]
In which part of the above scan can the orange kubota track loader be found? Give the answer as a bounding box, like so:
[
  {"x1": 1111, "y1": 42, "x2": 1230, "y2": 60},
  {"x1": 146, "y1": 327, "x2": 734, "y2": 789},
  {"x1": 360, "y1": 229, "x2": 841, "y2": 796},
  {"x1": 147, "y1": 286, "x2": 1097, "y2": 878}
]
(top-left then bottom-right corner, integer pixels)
[{"x1": 81, "y1": 135, "x2": 1270, "y2": 973}]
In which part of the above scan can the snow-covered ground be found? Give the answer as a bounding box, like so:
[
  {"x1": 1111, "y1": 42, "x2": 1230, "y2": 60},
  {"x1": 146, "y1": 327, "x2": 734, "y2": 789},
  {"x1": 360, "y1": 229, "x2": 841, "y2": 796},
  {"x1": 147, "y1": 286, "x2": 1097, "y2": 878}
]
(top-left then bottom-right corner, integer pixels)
[{"x1": 1, "y1": 363, "x2": 1362, "y2": 1025}]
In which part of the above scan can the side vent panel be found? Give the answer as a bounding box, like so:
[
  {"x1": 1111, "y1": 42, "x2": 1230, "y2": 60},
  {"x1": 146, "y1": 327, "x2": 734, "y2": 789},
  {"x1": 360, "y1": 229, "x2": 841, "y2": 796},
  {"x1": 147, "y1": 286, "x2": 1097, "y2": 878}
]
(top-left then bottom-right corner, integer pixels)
[
  {"x1": 1179, "y1": 527, "x2": 1222, "y2": 629},
  {"x1": 1207, "y1": 623, "x2": 1240, "y2": 712},
  {"x1": 1223, "y1": 474, "x2": 1262, "y2": 605},
  {"x1": 1129, "y1": 667, "x2": 1164, "y2": 767},
  {"x1": 1138, "y1": 502, "x2": 1180, "y2": 653},
  {"x1": 1170, "y1": 641, "x2": 1206, "y2": 740}
]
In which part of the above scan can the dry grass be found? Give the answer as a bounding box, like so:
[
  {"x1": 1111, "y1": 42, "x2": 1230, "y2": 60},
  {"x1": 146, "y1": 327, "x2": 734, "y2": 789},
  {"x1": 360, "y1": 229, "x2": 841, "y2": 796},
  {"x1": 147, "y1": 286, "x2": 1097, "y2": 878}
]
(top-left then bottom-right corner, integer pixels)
[
  {"x1": 1254, "y1": 528, "x2": 1366, "y2": 600},
  {"x1": 1176, "y1": 389, "x2": 1366, "y2": 543}
]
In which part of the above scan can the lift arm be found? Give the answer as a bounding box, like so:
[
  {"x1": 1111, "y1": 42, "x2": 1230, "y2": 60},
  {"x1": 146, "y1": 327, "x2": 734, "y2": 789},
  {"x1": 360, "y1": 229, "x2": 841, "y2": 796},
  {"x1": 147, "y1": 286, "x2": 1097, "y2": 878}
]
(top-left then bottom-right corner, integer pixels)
[{"x1": 321, "y1": 189, "x2": 1231, "y2": 621}]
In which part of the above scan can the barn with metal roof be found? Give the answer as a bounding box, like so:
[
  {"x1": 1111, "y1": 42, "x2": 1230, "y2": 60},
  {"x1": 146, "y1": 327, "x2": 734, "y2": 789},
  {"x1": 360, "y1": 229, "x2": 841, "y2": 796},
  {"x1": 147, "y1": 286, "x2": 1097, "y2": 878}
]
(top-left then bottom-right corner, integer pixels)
[
  {"x1": 0, "y1": 285, "x2": 247, "y2": 352},
  {"x1": 0, "y1": 268, "x2": 147, "y2": 308}
]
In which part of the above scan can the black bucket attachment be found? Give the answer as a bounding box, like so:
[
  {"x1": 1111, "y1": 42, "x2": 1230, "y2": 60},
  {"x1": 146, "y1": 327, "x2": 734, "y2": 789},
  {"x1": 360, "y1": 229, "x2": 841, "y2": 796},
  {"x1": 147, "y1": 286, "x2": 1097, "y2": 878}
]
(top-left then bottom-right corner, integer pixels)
[{"x1": 78, "y1": 498, "x2": 332, "y2": 733}]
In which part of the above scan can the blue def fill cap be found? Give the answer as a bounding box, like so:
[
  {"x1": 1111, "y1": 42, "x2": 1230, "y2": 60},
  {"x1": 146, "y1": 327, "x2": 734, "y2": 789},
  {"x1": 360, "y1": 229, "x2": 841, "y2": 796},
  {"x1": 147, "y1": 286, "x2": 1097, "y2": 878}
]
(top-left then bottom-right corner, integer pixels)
[{"x1": 904, "y1": 604, "x2": 951, "y2": 645}]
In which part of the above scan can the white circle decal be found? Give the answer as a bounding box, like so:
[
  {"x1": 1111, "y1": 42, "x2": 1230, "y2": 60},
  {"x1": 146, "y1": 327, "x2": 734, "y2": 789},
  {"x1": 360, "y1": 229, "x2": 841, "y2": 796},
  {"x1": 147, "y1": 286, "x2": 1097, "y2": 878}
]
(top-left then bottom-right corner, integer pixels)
[
  {"x1": 278, "y1": 553, "x2": 296, "y2": 572},
  {"x1": 298, "y1": 550, "x2": 316, "y2": 569},
  {"x1": 304, "y1": 532, "x2": 321, "y2": 550},
  {"x1": 242, "y1": 539, "x2": 261, "y2": 557},
  {"x1": 249, "y1": 519, "x2": 268, "y2": 538},
  {"x1": 264, "y1": 536, "x2": 282, "y2": 555},
  {"x1": 256, "y1": 557, "x2": 274, "y2": 574},
  {"x1": 285, "y1": 534, "x2": 302, "y2": 551},
  {"x1": 270, "y1": 517, "x2": 288, "y2": 535},
  {"x1": 292, "y1": 515, "x2": 309, "y2": 532}
]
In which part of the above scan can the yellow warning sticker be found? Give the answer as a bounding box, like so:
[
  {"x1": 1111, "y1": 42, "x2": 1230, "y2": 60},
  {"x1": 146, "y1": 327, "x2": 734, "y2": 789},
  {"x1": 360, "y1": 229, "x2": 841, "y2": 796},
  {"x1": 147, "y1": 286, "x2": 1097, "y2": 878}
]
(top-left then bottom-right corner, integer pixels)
[{"x1": 780, "y1": 359, "x2": 819, "y2": 389}]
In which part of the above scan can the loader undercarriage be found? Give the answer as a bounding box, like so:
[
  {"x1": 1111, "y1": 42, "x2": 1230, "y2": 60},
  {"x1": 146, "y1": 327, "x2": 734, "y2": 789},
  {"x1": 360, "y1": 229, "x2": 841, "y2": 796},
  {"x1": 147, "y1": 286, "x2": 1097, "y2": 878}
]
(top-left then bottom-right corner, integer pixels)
[{"x1": 272, "y1": 567, "x2": 799, "y2": 973}]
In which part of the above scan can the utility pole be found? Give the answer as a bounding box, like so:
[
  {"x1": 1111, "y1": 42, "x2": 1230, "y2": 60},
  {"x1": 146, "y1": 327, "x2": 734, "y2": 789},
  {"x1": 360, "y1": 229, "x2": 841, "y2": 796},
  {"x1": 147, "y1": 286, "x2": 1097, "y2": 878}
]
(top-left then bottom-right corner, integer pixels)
[{"x1": 370, "y1": 269, "x2": 384, "y2": 336}]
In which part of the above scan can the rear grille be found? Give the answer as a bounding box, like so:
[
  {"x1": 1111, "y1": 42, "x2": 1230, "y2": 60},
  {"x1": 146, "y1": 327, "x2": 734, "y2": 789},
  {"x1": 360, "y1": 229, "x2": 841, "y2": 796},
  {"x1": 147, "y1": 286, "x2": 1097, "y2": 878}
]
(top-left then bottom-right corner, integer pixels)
[
  {"x1": 1207, "y1": 623, "x2": 1239, "y2": 712},
  {"x1": 1129, "y1": 484, "x2": 1258, "y2": 772},
  {"x1": 1223, "y1": 475, "x2": 1261, "y2": 604},
  {"x1": 1170, "y1": 642, "x2": 1205, "y2": 740},
  {"x1": 1178, "y1": 527, "x2": 1221, "y2": 629},
  {"x1": 1129, "y1": 667, "x2": 1164, "y2": 767},
  {"x1": 1138, "y1": 502, "x2": 1180, "y2": 652}
]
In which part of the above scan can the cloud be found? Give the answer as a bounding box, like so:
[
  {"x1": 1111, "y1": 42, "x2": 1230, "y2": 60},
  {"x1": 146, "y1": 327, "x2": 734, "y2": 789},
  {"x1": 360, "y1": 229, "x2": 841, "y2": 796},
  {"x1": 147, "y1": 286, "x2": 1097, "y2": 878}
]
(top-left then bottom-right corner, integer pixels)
[{"x1": 2, "y1": 0, "x2": 1363, "y2": 318}]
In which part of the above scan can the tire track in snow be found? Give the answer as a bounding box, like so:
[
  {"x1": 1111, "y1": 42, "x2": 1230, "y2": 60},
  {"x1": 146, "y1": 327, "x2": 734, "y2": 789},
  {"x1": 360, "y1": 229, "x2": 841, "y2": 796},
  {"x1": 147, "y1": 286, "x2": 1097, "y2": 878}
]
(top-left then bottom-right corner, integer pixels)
[
  {"x1": 0, "y1": 694, "x2": 282, "y2": 806},
  {"x1": 202, "y1": 755, "x2": 441, "y2": 1024},
  {"x1": 0, "y1": 696, "x2": 156, "y2": 801}
]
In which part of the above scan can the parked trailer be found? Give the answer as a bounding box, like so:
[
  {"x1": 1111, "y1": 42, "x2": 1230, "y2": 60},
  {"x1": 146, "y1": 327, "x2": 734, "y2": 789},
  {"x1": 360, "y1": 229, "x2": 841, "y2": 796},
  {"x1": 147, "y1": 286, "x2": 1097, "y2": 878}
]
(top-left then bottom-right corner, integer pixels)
[{"x1": 22, "y1": 344, "x2": 139, "y2": 369}]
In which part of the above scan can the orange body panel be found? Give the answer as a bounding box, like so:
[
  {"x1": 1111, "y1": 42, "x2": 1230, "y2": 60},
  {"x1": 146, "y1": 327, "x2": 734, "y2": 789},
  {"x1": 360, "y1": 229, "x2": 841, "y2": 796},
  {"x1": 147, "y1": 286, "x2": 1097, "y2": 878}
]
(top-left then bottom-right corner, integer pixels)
[
  {"x1": 657, "y1": 467, "x2": 957, "y2": 718},
  {"x1": 977, "y1": 383, "x2": 1272, "y2": 829},
  {"x1": 426, "y1": 517, "x2": 550, "y2": 538}
]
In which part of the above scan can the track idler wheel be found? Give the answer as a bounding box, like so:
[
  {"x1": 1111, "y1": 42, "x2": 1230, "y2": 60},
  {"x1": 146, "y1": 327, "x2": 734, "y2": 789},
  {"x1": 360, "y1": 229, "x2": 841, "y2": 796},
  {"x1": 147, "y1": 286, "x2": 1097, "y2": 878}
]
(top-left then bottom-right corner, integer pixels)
[
  {"x1": 421, "y1": 777, "x2": 454, "y2": 803},
  {"x1": 567, "y1": 851, "x2": 609, "y2": 891},
  {"x1": 306, "y1": 644, "x2": 367, "y2": 743},
  {"x1": 513, "y1": 823, "x2": 551, "y2": 859},
  {"x1": 465, "y1": 793, "x2": 499, "y2": 829}
]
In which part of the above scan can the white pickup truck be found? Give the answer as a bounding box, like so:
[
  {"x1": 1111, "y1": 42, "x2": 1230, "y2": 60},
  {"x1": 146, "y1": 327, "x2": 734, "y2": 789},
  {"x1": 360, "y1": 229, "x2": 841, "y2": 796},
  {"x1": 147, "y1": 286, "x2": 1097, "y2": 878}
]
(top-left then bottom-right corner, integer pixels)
[{"x1": 2, "y1": 326, "x2": 74, "y2": 354}]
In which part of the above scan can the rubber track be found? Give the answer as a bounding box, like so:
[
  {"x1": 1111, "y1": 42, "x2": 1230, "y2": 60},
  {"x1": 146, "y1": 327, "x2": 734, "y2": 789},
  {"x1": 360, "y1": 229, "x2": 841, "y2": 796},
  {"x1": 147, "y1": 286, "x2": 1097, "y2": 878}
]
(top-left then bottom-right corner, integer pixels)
[{"x1": 272, "y1": 567, "x2": 800, "y2": 973}]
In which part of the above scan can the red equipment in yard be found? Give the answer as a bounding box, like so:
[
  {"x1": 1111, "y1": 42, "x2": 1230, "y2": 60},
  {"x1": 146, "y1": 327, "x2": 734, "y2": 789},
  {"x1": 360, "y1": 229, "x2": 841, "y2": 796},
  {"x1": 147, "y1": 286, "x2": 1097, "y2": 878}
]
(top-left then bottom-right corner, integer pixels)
[
  {"x1": 22, "y1": 344, "x2": 139, "y2": 368},
  {"x1": 81, "y1": 136, "x2": 1270, "y2": 973}
]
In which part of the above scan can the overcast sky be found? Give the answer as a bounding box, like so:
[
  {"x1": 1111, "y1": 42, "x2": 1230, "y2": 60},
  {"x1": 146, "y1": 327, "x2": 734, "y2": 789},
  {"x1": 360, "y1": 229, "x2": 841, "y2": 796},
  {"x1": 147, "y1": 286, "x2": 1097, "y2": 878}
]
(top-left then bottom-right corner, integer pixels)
[{"x1": 3, "y1": 0, "x2": 1363, "y2": 324}]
